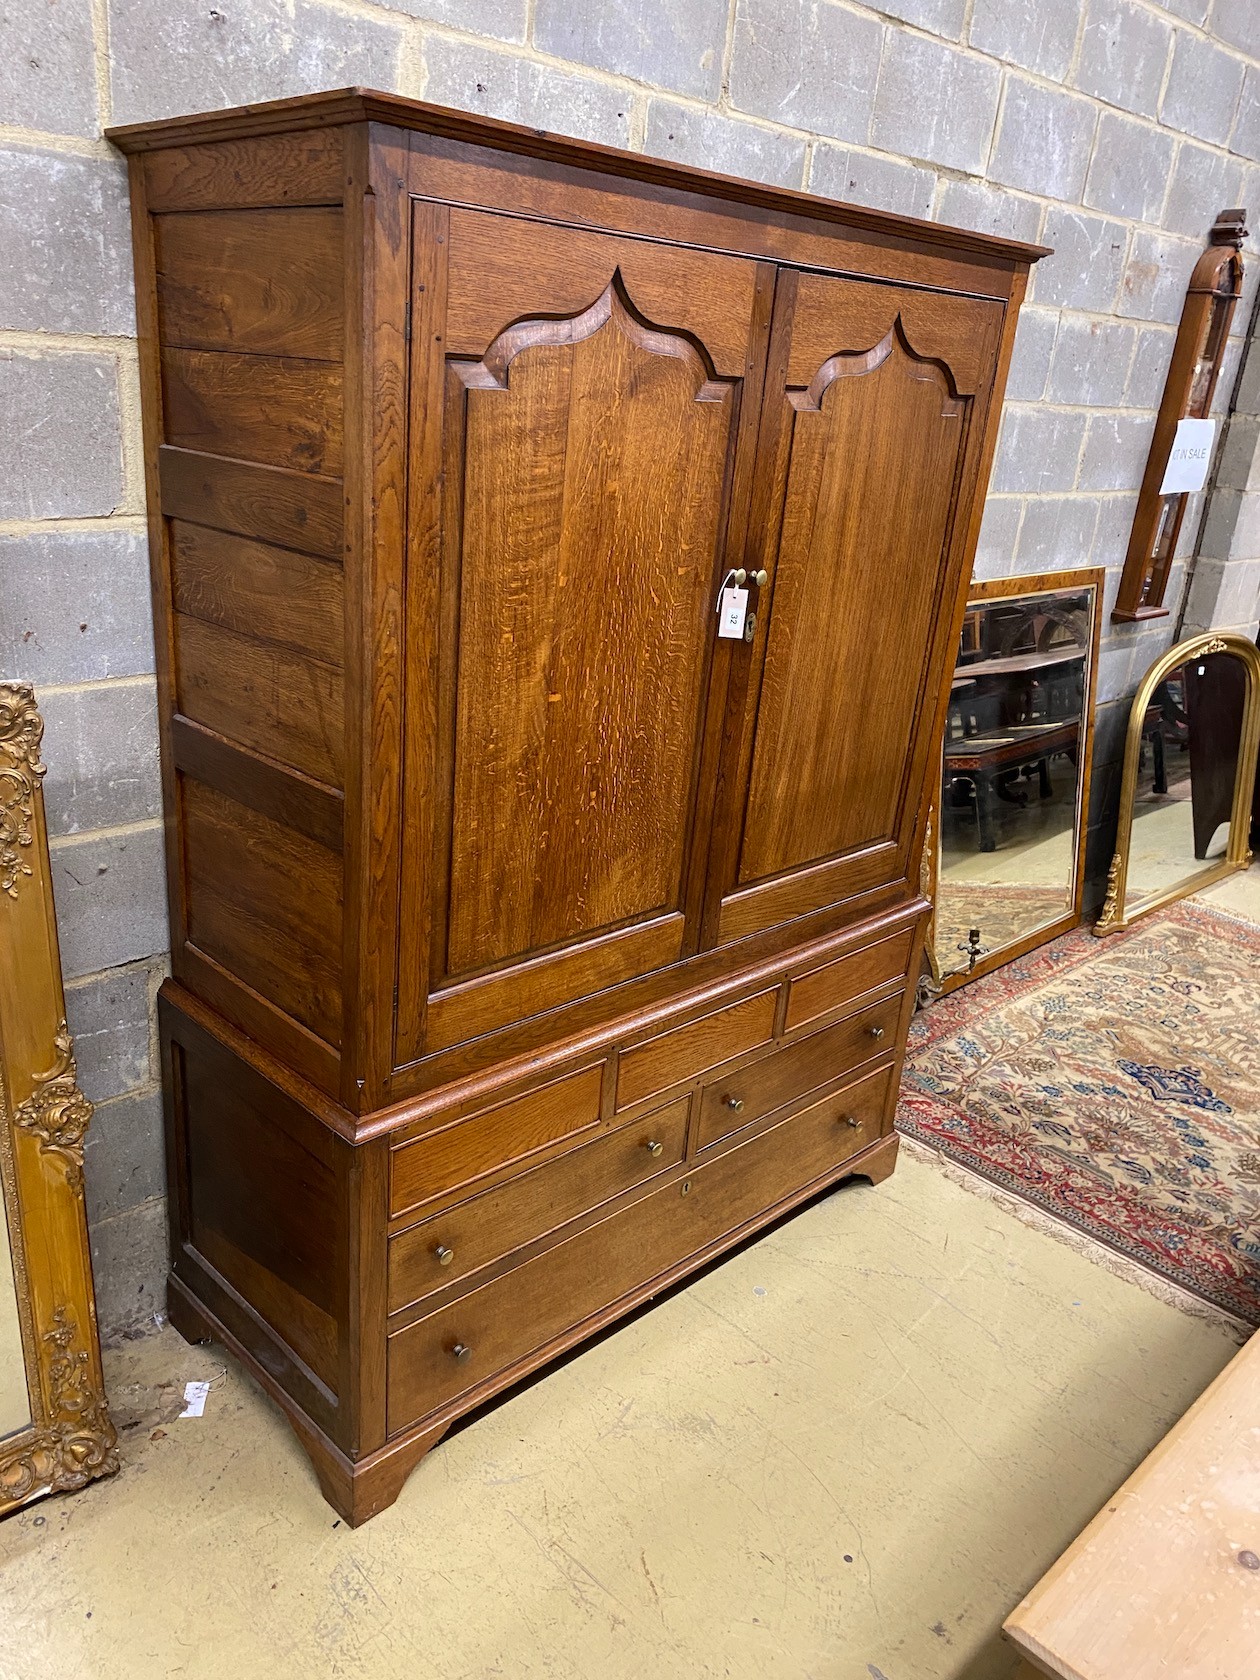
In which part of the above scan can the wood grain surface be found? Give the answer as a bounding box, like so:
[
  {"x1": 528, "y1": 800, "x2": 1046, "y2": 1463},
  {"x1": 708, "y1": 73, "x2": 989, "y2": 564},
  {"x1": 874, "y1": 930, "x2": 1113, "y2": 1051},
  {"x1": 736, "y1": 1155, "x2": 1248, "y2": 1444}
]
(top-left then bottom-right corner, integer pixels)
[{"x1": 1005, "y1": 1328, "x2": 1260, "y2": 1679}]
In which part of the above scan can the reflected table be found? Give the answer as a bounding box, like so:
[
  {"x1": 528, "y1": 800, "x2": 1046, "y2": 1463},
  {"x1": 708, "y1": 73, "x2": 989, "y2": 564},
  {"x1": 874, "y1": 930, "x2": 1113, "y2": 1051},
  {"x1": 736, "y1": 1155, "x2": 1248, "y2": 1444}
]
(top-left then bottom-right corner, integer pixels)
[{"x1": 944, "y1": 719, "x2": 1080, "y2": 852}]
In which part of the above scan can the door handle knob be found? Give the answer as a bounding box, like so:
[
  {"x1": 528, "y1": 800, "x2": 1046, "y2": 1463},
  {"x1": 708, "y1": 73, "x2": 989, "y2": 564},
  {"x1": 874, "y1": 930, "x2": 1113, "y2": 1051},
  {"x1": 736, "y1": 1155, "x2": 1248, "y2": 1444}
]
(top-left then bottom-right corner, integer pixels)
[{"x1": 751, "y1": 569, "x2": 768, "y2": 587}]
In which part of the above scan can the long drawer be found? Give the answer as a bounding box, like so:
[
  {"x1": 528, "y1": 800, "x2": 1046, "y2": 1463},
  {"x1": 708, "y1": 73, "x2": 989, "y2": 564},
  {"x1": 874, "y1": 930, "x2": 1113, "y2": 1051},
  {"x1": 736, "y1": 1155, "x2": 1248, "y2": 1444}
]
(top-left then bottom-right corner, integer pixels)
[
  {"x1": 390, "y1": 1061, "x2": 604, "y2": 1218},
  {"x1": 387, "y1": 1061, "x2": 896, "y2": 1432},
  {"x1": 696, "y1": 990, "x2": 901, "y2": 1153},
  {"x1": 785, "y1": 923, "x2": 916, "y2": 1032},
  {"x1": 388, "y1": 1095, "x2": 690, "y2": 1314}
]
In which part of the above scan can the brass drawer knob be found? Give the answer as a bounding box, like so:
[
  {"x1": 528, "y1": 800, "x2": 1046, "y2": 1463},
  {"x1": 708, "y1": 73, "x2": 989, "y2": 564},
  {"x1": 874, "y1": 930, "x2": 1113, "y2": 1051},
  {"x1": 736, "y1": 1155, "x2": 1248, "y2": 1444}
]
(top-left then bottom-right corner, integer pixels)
[
  {"x1": 724, "y1": 1095, "x2": 744, "y2": 1111},
  {"x1": 434, "y1": 1243, "x2": 454, "y2": 1267},
  {"x1": 644, "y1": 1138, "x2": 664, "y2": 1157},
  {"x1": 868, "y1": 1024, "x2": 885, "y2": 1040},
  {"x1": 842, "y1": 1115, "x2": 861, "y2": 1129},
  {"x1": 751, "y1": 568, "x2": 768, "y2": 587},
  {"x1": 451, "y1": 1342, "x2": 472, "y2": 1363}
]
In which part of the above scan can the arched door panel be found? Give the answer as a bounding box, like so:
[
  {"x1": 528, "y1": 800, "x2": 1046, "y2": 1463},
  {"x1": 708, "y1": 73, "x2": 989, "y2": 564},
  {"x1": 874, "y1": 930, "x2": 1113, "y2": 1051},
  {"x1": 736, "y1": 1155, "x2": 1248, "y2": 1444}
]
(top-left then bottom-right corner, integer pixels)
[
  {"x1": 704, "y1": 269, "x2": 1005, "y2": 946},
  {"x1": 396, "y1": 208, "x2": 769, "y2": 1065}
]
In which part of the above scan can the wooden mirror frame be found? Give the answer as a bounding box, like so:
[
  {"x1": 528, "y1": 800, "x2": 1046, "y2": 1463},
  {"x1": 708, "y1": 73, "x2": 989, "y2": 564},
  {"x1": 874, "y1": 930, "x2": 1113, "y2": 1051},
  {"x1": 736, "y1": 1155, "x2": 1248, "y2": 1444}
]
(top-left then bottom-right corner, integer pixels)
[
  {"x1": 1094, "y1": 631, "x2": 1260, "y2": 936},
  {"x1": 925, "y1": 566, "x2": 1104, "y2": 995},
  {"x1": 1112, "y1": 209, "x2": 1246, "y2": 624},
  {"x1": 0, "y1": 682, "x2": 118, "y2": 1515}
]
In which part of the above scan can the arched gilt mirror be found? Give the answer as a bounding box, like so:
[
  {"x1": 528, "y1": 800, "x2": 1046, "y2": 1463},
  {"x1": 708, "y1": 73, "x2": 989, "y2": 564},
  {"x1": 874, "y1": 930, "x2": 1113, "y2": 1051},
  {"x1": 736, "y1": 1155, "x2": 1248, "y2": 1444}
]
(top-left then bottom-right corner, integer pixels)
[{"x1": 1096, "y1": 631, "x2": 1260, "y2": 934}]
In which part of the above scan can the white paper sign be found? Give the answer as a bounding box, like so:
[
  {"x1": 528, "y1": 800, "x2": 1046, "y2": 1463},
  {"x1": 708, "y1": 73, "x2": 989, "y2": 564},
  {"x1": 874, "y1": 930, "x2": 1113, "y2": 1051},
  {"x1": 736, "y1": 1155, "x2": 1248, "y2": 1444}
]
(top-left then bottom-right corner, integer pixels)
[
  {"x1": 179, "y1": 1380, "x2": 211, "y2": 1418},
  {"x1": 717, "y1": 586, "x2": 748, "y2": 640},
  {"x1": 1159, "y1": 417, "x2": 1216, "y2": 495}
]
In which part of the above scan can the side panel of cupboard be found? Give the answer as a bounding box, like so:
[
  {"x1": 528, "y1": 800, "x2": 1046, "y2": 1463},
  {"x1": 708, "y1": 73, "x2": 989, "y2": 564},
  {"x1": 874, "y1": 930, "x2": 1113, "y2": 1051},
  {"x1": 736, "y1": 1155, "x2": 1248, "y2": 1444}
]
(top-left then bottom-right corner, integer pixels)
[
  {"x1": 130, "y1": 132, "x2": 354, "y2": 1101},
  {"x1": 705, "y1": 271, "x2": 1005, "y2": 945},
  {"x1": 394, "y1": 208, "x2": 775, "y2": 1066}
]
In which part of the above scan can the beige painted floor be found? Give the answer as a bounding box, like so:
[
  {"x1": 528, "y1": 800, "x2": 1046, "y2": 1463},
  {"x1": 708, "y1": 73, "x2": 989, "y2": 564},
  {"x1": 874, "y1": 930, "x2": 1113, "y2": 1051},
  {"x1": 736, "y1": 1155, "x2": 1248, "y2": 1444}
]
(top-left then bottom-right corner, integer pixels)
[
  {"x1": 1199, "y1": 849, "x2": 1260, "y2": 919},
  {"x1": 0, "y1": 1149, "x2": 1242, "y2": 1680}
]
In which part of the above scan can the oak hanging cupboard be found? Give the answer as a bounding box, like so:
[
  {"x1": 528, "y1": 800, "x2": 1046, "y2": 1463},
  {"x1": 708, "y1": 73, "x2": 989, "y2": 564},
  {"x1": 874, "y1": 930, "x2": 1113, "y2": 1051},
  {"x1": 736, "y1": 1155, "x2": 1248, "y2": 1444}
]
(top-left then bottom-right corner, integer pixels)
[{"x1": 109, "y1": 90, "x2": 1045, "y2": 1522}]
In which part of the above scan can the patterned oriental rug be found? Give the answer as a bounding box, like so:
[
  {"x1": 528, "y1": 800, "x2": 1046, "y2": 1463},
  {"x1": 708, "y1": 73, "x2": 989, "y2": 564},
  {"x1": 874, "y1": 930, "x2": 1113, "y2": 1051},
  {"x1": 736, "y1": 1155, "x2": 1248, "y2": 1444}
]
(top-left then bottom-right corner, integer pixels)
[{"x1": 897, "y1": 899, "x2": 1260, "y2": 1323}]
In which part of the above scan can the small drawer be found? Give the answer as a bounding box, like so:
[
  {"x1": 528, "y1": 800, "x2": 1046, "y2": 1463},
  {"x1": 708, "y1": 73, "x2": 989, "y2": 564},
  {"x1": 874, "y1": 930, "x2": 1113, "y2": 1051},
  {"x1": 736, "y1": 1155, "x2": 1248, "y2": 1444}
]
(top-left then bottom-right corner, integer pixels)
[
  {"x1": 387, "y1": 1061, "x2": 895, "y2": 1432},
  {"x1": 785, "y1": 925, "x2": 917, "y2": 1033},
  {"x1": 616, "y1": 987, "x2": 777, "y2": 1111},
  {"x1": 390, "y1": 1062, "x2": 603, "y2": 1218},
  {"x1": 788, "y1": 1063, "x2": 893, "y2": 1164},
  {"x1": 696, "y1": 990, "x2": 902, "y2": 1153},
  {"x1": 388, "y1": 1095, "x2": 689, "y2": 1315}
]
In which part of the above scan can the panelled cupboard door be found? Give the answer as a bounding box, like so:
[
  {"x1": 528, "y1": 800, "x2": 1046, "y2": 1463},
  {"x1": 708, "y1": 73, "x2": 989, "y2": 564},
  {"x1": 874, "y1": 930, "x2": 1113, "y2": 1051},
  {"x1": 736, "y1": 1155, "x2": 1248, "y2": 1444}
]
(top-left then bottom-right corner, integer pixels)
[
  {"x1": 702, "y1": 270, "x2": 1005, "y2": 947},
  {"x1": 396, "y1": 207, "x2": 771, "y2": 1065}
]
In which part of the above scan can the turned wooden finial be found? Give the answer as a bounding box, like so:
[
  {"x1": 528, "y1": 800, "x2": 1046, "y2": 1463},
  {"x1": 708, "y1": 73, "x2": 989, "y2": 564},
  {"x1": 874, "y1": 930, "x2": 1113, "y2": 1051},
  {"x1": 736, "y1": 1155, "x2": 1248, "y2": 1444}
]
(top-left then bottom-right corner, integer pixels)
[{"x1": 1210, "y1": 207, "x2": 1248, "y2": 246}]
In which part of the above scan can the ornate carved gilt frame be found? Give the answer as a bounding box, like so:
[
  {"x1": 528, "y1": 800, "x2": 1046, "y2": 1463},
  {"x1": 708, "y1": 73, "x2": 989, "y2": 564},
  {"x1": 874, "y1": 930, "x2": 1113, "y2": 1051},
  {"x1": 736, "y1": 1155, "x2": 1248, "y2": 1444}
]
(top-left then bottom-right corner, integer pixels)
[
  {"x1": 925, "y1": 567, "x2": 1104, "y2": 994},
  {"x1": 1094, "y1": 632, "x2": 1260, "y2": 936},
  {"x1": 0, "y1": 682, "x2": 118, "y2": 1515}
]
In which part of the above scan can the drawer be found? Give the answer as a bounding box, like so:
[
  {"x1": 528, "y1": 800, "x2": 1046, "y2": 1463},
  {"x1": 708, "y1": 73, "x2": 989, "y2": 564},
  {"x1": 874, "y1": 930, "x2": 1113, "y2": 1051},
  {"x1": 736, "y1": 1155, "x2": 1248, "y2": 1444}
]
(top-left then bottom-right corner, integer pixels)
[
  {"x1": 696, "y1": 990, "x2": 902, "y2": 1153},
  {"x1": 616, "y1": 987, "x2": 777, "y2": 1111},
  {"x1": 785, "y1": 925, "x2": 917, "y2": 1033},
  {"x1": 388, "y1": 1095, "x2": 689, "y2": 1314},
  {"x1": 387, "y1": 1061, "x2": 895, "y2": 1431},
  {"x1": 390, "y1": 1062, "x2": 603, "y2": 1218}
]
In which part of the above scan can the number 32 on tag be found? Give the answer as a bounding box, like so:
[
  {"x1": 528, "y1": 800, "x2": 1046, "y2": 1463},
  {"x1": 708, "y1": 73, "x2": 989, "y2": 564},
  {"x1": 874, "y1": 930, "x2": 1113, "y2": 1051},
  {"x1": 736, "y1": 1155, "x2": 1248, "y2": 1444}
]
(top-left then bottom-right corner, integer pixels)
[{"x1": 717, "y1": 586, "x2": 748, "y2": 640}]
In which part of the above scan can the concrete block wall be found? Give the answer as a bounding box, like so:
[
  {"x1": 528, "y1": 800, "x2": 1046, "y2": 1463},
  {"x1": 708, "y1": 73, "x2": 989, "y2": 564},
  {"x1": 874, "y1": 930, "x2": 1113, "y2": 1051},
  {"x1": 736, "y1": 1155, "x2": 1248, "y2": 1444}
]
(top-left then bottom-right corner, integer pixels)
[
  {"x1": 3, "y1": 0, "x2": 1260, "y2": 1333},
  {"x1": 1181, "y1": 322, "x2": 1260, "y2": 637}
]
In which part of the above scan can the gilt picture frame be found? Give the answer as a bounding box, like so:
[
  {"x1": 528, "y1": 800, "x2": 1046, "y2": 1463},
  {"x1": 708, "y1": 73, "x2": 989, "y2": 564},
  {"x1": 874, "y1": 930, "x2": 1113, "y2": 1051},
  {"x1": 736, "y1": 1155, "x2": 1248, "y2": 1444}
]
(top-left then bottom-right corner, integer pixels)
[{"x1": 0, "y1": 681, "x2": 118, "y2": 1516}]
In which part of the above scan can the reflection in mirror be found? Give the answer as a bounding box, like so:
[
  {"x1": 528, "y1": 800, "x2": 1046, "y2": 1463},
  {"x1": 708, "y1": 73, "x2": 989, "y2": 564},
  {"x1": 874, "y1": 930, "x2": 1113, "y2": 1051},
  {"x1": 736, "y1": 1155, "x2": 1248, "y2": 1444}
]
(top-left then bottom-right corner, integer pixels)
[
  {"x1": 0, "y1": 1172, "x2": 31, "y2": 1441},
  {"x1": 935, "y1": 573, "x2": 1101, "y2": 989},
  {"x1": 1107, "y1": 639, "x2": 1260, "y2": 927}
]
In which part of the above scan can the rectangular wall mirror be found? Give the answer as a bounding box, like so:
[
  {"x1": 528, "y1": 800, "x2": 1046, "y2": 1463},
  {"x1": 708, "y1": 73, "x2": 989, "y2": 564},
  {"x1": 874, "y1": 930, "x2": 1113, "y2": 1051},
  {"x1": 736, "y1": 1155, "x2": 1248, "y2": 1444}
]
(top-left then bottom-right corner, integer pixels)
[{"x1": 928, "y1": 569, "x2": 1103, "y2": 992}]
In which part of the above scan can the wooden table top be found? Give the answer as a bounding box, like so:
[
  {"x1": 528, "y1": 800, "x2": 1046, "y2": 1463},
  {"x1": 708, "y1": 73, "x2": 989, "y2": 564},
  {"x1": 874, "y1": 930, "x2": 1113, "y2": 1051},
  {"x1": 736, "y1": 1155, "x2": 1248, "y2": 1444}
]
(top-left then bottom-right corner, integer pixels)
[
  {"x1": 944, "y1": 718, "x2": 1079, "y2": 773},
  {"x1": 1004, "y1": 1328, "x2": 1260, "y2": 1678}
]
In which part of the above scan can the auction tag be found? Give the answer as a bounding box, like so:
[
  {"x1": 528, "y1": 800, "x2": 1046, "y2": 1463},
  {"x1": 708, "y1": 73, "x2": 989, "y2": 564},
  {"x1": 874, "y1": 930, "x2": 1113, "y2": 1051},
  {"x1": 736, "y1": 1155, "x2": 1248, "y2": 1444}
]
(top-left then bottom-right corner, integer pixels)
[
  {"x1": 1160, "y1": 416, "x2": 1216, "y2": 494},
  {"x1": 717, "y1": 586, "x2": 748, "y2": 639}
]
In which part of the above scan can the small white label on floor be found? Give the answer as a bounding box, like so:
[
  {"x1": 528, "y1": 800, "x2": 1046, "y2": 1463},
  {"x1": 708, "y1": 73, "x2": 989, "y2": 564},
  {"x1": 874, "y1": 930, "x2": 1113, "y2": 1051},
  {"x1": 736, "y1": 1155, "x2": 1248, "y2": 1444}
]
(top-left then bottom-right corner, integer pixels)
[{"x1": 180, "y1": 1380, "x2": 211, "y2": 1418}]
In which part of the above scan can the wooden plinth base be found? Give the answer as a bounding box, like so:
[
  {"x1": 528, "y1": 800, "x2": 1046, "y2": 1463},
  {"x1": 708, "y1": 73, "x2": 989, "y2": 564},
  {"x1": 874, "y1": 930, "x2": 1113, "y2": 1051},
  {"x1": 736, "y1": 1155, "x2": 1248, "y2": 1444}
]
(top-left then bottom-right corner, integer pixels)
[
  {"x1": 166, "y1": 1278, "x2": 447, "y2": 1526},
  {"x1": 164, "y1": 1134, "x2": 899, "y2": 1523}
]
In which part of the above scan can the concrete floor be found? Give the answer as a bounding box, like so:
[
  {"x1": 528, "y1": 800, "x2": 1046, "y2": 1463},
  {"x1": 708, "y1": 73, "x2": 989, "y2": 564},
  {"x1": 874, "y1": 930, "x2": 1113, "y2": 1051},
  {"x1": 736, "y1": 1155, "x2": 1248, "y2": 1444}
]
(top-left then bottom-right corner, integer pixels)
[
  {"x1": 1200, "y1": 851, "x2": 1260, "y2": 919},
  {"x1": 0, "y1": 1148, "x2": 1242, "y2": 1680}
]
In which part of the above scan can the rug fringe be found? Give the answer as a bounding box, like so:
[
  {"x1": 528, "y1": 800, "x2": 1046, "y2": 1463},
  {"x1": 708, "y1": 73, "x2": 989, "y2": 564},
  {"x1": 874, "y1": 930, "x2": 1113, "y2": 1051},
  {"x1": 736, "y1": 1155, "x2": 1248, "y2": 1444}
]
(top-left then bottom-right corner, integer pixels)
[{"x1": 900, "y1": 1133, "x2": 1252, "y2": 1345}]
